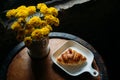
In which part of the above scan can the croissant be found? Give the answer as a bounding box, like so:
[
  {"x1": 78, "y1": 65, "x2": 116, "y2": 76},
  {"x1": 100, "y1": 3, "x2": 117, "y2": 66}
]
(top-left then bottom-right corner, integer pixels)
[{"x1": 57, "y1": 48, "x2": 87, "y2": 66}]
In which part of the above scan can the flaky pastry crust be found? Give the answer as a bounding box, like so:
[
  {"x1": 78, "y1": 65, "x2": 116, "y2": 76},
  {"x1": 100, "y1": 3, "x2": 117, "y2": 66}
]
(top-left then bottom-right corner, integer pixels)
[{"x1": 57, "y1": 48, "x2": 87, "y2": 66}]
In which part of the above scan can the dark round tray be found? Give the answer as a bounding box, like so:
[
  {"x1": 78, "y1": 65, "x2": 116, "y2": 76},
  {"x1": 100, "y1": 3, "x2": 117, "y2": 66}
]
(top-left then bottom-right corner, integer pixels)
[{"x1": 0, "y1": 32, "x2": 109, "y2": 80}]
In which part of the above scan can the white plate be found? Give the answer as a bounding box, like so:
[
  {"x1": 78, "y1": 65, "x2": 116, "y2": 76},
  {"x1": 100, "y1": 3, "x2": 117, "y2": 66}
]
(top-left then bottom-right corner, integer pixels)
[{"x1": 51, "y1": 40, "x2": 99, "y2": 76}]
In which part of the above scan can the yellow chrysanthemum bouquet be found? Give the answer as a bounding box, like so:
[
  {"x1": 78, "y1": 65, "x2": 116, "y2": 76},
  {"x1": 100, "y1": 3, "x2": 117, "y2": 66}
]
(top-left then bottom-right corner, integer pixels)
[{"x1": 6, "y1": 3, "x2": 59, "y2": 46}]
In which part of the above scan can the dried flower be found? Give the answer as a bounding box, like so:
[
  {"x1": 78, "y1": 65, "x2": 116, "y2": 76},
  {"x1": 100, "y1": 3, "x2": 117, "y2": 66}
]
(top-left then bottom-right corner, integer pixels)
[{"x1": 6, "y1": 3, "x2": 59, "y2": 46}]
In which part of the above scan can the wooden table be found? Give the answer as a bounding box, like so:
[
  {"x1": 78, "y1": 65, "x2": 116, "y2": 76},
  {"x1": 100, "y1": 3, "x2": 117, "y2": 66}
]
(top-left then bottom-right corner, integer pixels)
[{"x1": 0, "y1": 32, "x2": 108, "y2": 80}]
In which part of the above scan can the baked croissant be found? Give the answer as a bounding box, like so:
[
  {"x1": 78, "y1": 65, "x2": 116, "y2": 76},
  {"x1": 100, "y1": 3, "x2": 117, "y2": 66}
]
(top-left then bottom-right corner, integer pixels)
[{"x1": 57, "y1": 48, "x2": 87, "y2": 66}]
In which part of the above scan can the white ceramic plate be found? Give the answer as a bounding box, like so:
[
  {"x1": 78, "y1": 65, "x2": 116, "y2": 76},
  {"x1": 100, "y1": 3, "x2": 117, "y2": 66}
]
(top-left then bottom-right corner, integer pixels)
[{"x1": 51, "y1": 40, "x2": 99, "y2": 77}]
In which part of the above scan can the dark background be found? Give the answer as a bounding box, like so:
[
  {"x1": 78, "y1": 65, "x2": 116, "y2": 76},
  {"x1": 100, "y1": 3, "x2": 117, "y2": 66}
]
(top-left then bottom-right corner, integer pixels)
[
  {"x1": 0, "y1": 0, "x2": 119, "y2": 80},
  {"x1": 56, "y1": 1, "x2": 119, "y2": 80}
]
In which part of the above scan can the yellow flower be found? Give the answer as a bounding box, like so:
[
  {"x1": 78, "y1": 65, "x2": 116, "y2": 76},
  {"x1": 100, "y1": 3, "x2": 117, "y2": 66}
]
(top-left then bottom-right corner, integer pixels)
[
  {"x1": 53, "y1": 18, "x2": 60, "y2": 26},
  {"x1": 27, "y1": 16, "x2": 41, "y2": 28},
  {"x1": 24, "y1": 36, "x2": 32, "y2": 46},
  {"x1": 37, "y1": 3, "x2": 48, "y2": 15},
  {"x1": 48, "y1": 7, "x2": 58, "y2": 17},
  {"x1": 17, "y1": 18, "x2": 25, "y2": 23},
  {"x1": 6, "y1": 9, "x2": 17, "y2": 18},
  {"x1": 37, "y1": 3, "x2": 47, "y2": 10},
  {"x1": 45, "y1": 25, "x2": 52, "y2": 31},
  {"x1": 11, "y1": 21, "x2": 22, "y2": 30},
  {"x1": 27, "y1": 6, "x2": 36, "y2": 15},
  {"x1": 31, "y1": 29, "x2": 42, "y2": 40},
  {"x1": 44, "y1": 15, "x2": 59, "y2": 26},
  {"x1": 40, "y1": 27, "x2": 50, "y2": 36},
  {"x1": 39, "y1": 20, "x2": 47, "y2": 27},
  {"x1": 15, "y1": 9, "x2": 29, "y2": 18},
  {"x1": 14, "y1": 5, "x2": 29, "y2": 18}
]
